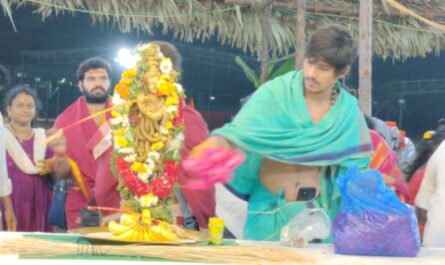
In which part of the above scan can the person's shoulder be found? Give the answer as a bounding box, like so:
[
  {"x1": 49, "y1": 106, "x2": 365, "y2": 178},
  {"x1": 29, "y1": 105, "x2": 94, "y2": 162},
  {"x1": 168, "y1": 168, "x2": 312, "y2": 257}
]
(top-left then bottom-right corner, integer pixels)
[
  {"x1": 54, "y1": 97, "x2": 83, "y2": 126},
  {"x1": 339, "y1": 87, "x2": 358, "y2": 105},
  {"x1": 435, "y1": 140, "x2": 445, "y2": 155},
  {"x1": 183, "y1": 105, "x2": 207, "y2": 126},
  {"x1": 427, "y1": 140, "x2": 445, "y2": 168},
  {"x1": 265, "y1": 70, "x2": 298, "y2": 85},
  {"x1": 256, "y1": 70, "x2": 299, "y2": 95},
  {"x1": 57, "y1": 98, "x2": 82, "y2": 117},
  {"x1": 183, "y1": 104, "x2": 201, "y2": 117}
]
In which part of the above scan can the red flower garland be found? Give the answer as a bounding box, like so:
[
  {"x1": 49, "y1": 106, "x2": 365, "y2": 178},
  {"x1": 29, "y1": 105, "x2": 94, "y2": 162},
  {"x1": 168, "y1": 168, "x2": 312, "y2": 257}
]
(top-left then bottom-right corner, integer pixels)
[
  {"x1": 152, "y1": 178, "x2": 173, "y2": 199},
  {"x1": 172, "y1": 98, "x2": 184, "y2": 127},
  {"x1": 115, "y1": 158, "x2": 150, "y2": 197},
  {"x1": 164, "y1": 160, "x2": 179, "y2": 183},
  {"x1": 115, "y1": 159, "x2": 180, "y2": 199},
  {"x1": 114, "y1": 95, "x2": 184, "y2": 200}
]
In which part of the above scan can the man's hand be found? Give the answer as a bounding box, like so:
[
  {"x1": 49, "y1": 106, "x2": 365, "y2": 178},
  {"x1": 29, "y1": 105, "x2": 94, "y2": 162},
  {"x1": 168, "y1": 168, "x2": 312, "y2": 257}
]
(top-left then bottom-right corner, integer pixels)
[
  {"x1": 189, "y1": 136, "x2": 233, "y2": 158},
  {"x1": 189, "y1": 137, "x2": 219, "y2": 158},
  {"x1": 416, "y1": 207, "x2": 427, "y2": 241},
  {"x1": 381, "y1": 174, "x2": 395, "y2": 186},
  {"x1": 46, "y1": 128, "x2": 71, "y2": 179},
  {"x1": 46, "y1": 128, "x2": 66, "y2": 156},
  {"x1": 36, "y1": 157, "x2": 56, "y2": 175}
]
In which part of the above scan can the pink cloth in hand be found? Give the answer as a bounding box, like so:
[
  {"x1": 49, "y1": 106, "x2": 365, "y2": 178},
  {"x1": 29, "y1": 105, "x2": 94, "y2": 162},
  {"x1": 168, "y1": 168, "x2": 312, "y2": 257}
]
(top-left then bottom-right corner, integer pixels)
[{"x1": 182, "y1": 147, "x2": 245, "y2": 189}]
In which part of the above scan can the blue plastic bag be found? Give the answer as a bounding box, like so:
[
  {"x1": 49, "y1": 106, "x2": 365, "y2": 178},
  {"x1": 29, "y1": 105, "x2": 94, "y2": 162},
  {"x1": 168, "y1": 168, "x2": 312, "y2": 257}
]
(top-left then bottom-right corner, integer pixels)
[{"x1": 332, "y1": 167, "x2": 420, "y2": 257}]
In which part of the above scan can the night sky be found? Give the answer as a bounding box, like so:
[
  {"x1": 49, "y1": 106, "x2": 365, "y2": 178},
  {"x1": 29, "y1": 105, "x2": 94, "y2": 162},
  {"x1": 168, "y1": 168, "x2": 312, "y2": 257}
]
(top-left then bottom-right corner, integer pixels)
[{"x1": 1, "y1": 6, "x2": 444, "y2": 135}]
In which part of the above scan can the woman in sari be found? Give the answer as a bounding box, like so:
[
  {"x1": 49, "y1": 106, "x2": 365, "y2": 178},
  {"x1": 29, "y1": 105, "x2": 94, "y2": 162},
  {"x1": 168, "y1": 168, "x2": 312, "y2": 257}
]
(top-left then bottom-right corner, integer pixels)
[
  {"x1": 2, "y1": 86, "x2": 54, "y2": 232},
  {"x1": 365, "y1": 116, "x2": 409, "y2": 201}
]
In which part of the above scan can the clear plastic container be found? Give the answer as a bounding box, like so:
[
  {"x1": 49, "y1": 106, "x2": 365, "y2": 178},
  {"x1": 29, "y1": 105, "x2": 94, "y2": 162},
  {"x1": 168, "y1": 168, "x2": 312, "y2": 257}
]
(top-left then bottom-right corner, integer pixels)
[{"x1": 280, "y1": 208, "x2": 331, "y2": 247}]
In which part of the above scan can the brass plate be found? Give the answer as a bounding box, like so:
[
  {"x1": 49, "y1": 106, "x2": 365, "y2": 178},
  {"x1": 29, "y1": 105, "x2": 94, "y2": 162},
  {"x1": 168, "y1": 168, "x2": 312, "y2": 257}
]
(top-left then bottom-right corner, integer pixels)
[{"x1": 69, "y1": 226, "x2": 201, "y2": 245}]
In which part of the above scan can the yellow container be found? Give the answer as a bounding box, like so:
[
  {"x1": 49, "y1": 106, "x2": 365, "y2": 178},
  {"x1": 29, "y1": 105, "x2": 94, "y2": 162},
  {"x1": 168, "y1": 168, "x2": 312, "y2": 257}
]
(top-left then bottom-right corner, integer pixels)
[{"x1": 208, "y1": 217, "x2": 224, "y2": 245}]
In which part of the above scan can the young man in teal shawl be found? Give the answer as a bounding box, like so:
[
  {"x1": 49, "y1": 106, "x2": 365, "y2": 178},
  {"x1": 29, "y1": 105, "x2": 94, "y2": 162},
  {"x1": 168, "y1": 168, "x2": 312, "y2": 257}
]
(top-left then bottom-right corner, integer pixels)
[{"x1": 192, "y1": 24, "x2": 372, "y2": 240}]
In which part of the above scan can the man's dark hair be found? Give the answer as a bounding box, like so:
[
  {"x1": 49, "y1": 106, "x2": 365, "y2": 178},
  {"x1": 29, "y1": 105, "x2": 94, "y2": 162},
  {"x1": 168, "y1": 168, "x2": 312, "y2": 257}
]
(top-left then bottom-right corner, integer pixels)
[
  {"x1": 148, "y1": 41, "x2": 183, "y2": 73},
  {"x1": 0, "y1": 64, "x2": 11, "y2": 88},
  {"x1": 437, "y1": 118, "x2": 445, "y2": 127},
  {"x1": 305, "y1": 24, "x2": 357, "y2": 73},
  {"x1": 4, "y1": 85, "x2": 42, "y2": 113},
  {"x1": 76, "y1": 57, "x2": 112, "y2": 81}
]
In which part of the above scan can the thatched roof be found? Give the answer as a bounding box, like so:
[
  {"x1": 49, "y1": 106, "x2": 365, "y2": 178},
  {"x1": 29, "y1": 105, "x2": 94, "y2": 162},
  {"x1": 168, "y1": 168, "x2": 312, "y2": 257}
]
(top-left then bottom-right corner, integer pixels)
[{"x1": 2, "y1": 0, "x2": 445, "y2": 60}]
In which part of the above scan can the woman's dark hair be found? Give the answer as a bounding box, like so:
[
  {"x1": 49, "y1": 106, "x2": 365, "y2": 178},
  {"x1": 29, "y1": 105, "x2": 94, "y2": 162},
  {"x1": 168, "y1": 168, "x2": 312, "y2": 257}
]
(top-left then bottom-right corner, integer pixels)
[
  {"x1": 4, "y1": 85, "x2": 42, "y2": 115},
  {"x1": 406, "y1": 130, "x2": 445, "y2": 181}
]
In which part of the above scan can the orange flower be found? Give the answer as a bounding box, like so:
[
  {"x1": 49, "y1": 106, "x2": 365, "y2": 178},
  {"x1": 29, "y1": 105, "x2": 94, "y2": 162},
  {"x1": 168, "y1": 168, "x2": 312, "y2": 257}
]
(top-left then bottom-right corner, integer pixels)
[{"x1": 115, "y1": 84, "x2": 130, "y2": 99}]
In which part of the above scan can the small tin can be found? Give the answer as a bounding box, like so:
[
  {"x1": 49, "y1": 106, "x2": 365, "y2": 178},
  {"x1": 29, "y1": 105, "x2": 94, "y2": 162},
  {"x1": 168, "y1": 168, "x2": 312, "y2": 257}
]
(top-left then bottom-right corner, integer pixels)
[{"x1": 208, "y1": 217, "x2": 224, "y2": 245}]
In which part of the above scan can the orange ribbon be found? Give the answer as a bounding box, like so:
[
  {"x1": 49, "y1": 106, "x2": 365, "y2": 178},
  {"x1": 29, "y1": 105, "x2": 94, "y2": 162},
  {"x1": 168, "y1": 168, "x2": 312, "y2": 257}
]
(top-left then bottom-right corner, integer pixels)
[{"x1": 45, "y1": 98, "x2": 137, "y2": 144}]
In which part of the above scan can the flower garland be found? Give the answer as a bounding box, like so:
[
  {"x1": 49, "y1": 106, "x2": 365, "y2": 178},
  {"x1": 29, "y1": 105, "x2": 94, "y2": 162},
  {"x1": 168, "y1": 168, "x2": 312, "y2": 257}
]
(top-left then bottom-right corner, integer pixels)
[{"x1": 111, "y1": 44, "x2": 185, "y2": 221}]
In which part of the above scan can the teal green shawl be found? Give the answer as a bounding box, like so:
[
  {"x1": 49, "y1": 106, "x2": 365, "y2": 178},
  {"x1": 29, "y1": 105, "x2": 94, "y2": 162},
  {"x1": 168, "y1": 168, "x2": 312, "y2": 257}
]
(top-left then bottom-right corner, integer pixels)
[{"x1": 213, "y1": 70, "x2": 372, "y2": 216}]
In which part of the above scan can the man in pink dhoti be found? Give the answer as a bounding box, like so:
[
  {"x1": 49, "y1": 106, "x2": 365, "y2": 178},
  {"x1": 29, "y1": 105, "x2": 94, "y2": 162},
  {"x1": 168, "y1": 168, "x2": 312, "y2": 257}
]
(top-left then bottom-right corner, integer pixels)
[
  {"x1": 49, "y1": 57, "x2": 113, "y2": 229},
  {"x1": 94, "y1": 42, "x2": 215, "y2": 230}
]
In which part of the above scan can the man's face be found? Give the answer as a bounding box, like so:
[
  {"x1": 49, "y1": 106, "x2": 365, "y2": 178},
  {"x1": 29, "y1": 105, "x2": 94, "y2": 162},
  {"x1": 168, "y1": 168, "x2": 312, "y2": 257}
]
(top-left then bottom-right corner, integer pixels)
[
  {"x1": 303, "y1": 58, "x2": 343, "y2": 94},
  {"x1": 438, "y1": 124, "x2": 445, "y2": 131},
  {"x1": 79, "y1": 68, "x2": 110, "y2": 104}
]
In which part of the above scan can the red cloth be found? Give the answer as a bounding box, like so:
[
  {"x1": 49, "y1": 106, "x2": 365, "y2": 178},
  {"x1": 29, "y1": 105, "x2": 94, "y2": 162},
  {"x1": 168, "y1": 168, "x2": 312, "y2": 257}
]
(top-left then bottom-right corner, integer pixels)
[
  {"x1": 94, "y1": 147, "x2": 119, "y2": 214},
  {"x1": 369, "y1": 130, "x2": 409, "y2": 201},
  {"x1": 94, "y1": 105, "x2": 215, "y2": 229},
  {"x1": 179, "y1": 105, "x2": 215, "y2": 229},
  {"x1": 54, "y1": 97, "x2": 112, "y2": 229},
  {"x1": 407, "y1": 165, "x2": 426, "y2": 205}
]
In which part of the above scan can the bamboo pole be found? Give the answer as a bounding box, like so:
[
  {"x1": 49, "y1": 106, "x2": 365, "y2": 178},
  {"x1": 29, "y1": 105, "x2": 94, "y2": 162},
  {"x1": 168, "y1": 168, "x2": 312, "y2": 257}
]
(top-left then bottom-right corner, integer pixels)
[
  {"x1": 259, "y1": 3, "x2": 273, "y2": 84},
  {"x1": 295, "y1": 0, "x2": 306, "y2": 70},
  {"x1": 359, "y1": 0, "x2": 373, "y2": 115},
  {"x1": 223, "y1": 0, "x2": 275, "y2": 84}
]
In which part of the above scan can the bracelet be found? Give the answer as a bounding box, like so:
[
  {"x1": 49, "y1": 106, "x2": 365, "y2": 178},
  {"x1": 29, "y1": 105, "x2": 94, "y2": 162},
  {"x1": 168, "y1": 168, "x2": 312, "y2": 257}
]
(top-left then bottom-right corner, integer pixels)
[{"x1": 419, "y1": 224, "x2": 425, "y2": 231}]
